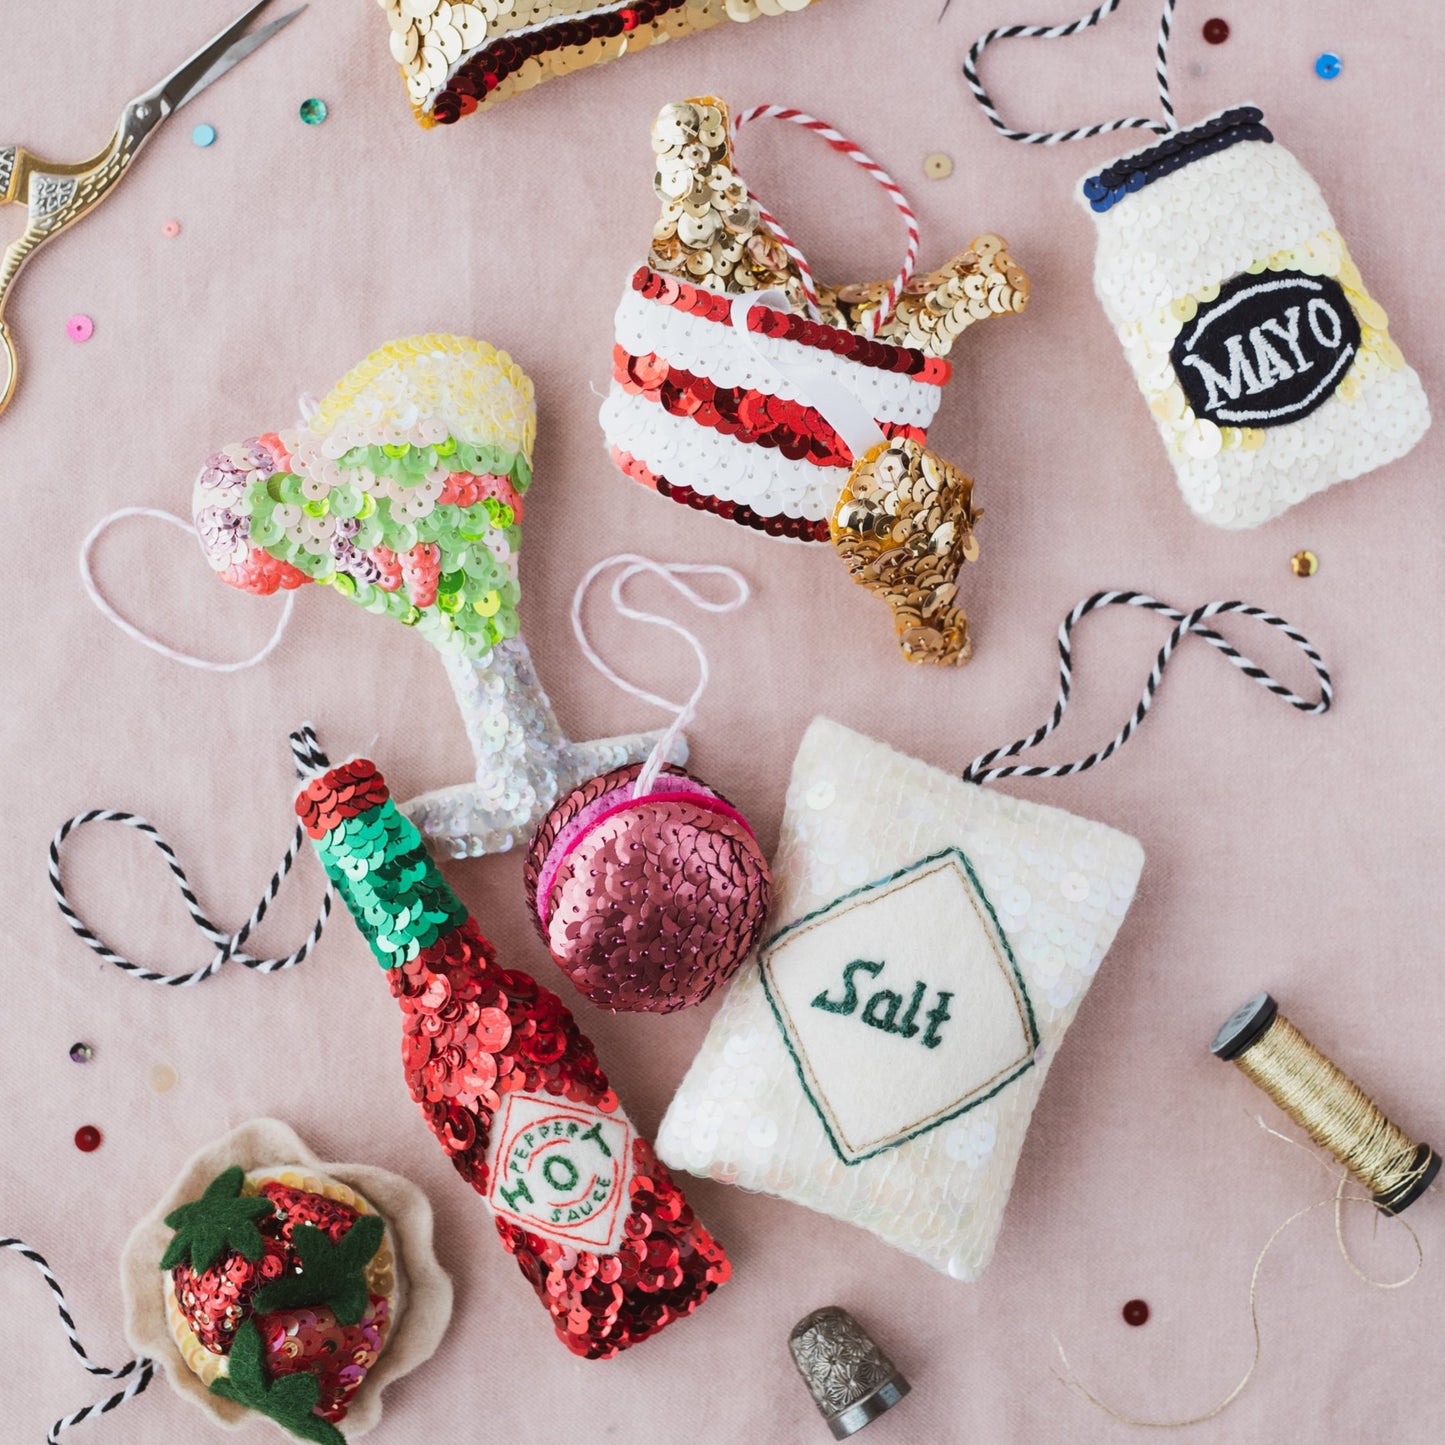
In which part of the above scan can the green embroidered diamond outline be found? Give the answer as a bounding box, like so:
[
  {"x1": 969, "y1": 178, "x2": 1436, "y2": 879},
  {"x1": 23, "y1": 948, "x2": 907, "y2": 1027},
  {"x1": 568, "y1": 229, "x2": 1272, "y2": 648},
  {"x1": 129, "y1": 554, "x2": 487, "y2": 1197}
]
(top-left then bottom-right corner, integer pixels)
[{"x1": 759, "y1": 846, "x2": 1039, "y2": 1167}]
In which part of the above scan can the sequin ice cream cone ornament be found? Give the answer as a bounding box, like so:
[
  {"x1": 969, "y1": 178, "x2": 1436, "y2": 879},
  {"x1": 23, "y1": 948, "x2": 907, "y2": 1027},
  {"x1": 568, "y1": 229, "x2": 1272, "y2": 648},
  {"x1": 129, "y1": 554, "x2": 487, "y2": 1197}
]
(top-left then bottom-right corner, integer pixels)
[
  {"x1": 600, "y1": 98, "x2": 1030, "y2": 666},
  {"x1": 964, "y1": 0, "x2": 1430, "y2": 528},
  {"x1": 381, "y1": 0, "x2": 829, "y2": 126},
  {"x1": 294, "y1": 747, "x2": 730, "y2": 1357},
  {"x1": 192, "y1": 336, "x2": 676, "y2": 859}
]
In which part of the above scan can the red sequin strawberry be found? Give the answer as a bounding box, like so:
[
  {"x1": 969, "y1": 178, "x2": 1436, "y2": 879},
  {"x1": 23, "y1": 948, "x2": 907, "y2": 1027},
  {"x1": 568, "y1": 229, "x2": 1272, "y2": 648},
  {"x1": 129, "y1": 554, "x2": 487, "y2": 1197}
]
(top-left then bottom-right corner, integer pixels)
[{"x1": 163, "y1": 1166, "x2": 391, "y2": 1442}]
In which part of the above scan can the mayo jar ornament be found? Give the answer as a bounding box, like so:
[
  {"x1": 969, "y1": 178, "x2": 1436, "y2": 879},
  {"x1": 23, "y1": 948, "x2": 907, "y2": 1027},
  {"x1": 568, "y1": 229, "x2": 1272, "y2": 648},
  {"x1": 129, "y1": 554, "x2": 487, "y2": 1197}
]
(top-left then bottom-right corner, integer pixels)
[
  {"x1": 965, "y1": 0, "x2": 1429, "y2": 528},
  {"x1": 601, "y1": 98, "x2": 1030, "y2": 665}
]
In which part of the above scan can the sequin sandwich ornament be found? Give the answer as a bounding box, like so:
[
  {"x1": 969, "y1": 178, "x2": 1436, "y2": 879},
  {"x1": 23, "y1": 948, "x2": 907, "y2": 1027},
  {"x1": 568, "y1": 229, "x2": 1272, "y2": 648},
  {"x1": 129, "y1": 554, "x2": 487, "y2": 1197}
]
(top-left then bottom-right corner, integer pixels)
[
  {"x1": 966, "y1": 1, "x2": 1430, "y2": 529},
  {"x1": 522, "y1": 554, "x2": 770, "y2": 1014},
  {"x1": 296, "y1": 751, "x2": 730, "y2": 1356},
  {"x1": 192, "y1": 335, "x2": 678, "y2": 860},
  {"x1": 381, "y1": 0, "x2": 829, "y2": 126},
  {"x1": 657, "y1": 717, "x2": 1145, "y2": 1280},
  {"x1": 0, "y1": 1119, "x2": 450, "y2": 1444},
  {"x1": 601, "y1": 98, "x2": 1030, "y2": 666}
]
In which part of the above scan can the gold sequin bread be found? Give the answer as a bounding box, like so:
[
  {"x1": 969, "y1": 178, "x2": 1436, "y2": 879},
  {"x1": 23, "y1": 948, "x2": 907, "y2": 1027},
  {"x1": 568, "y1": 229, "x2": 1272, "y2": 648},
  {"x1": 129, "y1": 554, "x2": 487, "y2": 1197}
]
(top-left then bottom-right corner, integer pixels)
[{"x1": 379, "y1": 0, "x2": 828, "y2": 125}]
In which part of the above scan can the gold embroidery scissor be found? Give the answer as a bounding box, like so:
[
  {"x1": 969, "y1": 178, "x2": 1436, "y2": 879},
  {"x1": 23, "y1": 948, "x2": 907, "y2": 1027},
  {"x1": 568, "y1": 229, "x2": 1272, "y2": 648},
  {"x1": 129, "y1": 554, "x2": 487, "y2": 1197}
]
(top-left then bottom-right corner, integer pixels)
[{"x1": 0, "y1": 0, "x2": 304, "y2": 416}]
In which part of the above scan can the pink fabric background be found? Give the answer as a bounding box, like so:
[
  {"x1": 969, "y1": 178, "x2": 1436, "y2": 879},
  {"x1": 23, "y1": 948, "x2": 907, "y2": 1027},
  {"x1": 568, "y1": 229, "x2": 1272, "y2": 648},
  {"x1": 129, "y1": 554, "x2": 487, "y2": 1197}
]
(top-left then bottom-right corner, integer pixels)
[{"x1": 1, "y1": 1, "x2": 1440, "y2": 1440}]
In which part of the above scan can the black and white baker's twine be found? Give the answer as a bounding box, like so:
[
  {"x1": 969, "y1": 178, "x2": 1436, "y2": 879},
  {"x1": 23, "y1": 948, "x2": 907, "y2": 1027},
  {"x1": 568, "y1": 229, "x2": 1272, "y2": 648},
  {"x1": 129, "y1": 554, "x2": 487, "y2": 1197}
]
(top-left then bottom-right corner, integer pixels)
[
  {"x1": 49, "y1": 725, "x2": 334, "y2": 987},
  {"x1": 0, "y1": 1239, "x2": 154, "y2": 1442},
  {"x1": 957, "y1": 0, "x2": 1180, "y2": 145},
  {"x1": 962, "y1": 592, "x2": 1332, "y2": 785}
]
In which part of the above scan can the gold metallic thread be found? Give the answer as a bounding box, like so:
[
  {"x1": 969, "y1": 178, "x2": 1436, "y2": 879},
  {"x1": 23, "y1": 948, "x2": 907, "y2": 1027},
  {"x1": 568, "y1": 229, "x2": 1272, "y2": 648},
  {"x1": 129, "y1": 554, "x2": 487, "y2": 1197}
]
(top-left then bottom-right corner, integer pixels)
[{"x1": 1231, "y1": 1011, "x2": 1431, "y2": 1204}]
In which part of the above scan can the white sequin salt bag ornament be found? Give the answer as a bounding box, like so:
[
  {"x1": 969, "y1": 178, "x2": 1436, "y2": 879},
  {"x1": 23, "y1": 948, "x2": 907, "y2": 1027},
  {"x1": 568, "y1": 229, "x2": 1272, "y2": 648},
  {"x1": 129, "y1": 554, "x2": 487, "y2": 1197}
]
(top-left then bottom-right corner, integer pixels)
[
  {"x1": 962, "y1": 0, "x2": 1429, "y2": 528},
  {"x1": 658, "y1": 592, "x2": 1333, "y2": 1278}
]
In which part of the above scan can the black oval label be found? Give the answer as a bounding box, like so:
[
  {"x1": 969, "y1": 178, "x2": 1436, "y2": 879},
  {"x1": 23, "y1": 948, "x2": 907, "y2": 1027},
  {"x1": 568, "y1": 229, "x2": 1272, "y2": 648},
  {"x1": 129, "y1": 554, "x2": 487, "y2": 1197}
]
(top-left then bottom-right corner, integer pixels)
[{"x1": 1170, "y1": 269, "x2": 1361, "y2": 428}]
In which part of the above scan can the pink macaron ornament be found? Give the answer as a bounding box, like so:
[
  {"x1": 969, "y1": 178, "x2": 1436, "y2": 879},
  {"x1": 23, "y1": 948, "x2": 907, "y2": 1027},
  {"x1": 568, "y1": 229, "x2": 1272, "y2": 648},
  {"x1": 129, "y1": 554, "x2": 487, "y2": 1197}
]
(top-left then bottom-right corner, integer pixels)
[{"x1": 523, "y1": 555, "x2": 770, "y2": 1013}]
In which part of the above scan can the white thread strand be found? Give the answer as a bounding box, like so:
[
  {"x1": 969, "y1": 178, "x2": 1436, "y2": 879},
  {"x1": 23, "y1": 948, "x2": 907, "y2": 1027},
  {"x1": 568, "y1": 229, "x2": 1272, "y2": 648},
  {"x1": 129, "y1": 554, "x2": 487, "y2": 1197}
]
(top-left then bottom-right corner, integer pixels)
[
  {"x1": 79, "y1": 507, "x2": 294, "y2": 672},
  {"x1": 570, "y1": 555, "x2": 749, "y2": 799},
  {"x1": 962, "y1": 592, "x2": 1332, "y2": 784},
  {"x1": 1, "y1": 1239, "x2": 156, "y2": 1444},
  {"x1": 731, "y1": 105, "x2": 921, "y2": 334},
  {"x1": 49, "y1": 726, "x2": 334, "y2": 986},
  {"x1": 958, "y1": 0, "x2": 1180, "y2": 145}
]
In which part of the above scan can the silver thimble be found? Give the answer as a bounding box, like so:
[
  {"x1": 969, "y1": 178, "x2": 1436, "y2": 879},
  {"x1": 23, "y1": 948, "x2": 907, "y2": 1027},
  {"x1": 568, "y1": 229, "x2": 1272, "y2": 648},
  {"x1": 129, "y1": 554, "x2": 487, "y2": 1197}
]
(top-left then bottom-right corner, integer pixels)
[{"x1": 788, "y1": 1305, "x2": 910, "y2": 1438}]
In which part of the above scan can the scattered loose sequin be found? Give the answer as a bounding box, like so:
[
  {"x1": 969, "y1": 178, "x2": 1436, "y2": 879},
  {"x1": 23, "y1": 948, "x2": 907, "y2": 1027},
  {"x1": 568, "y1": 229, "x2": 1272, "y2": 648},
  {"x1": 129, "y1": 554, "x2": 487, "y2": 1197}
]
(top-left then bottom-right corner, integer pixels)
[
  {"x1": 74, "y1": 1125, "x2": 102, "y2": 1152},
  {"x1": 191, "y1": 123, "x2": 216, "y2": 147},
  {"x1": 1123, "y1": 1298, "x2": 1150, "y2": 1326},
  {"x1": 69, "y1": 1041, "x2": 94, "y2": 1063},
  {"x1": 161, "y1": 218, "x2": 181, "y2": 237},
  {"x1": 524, "y1": 762, "x2": 771, "y2": 1013},
  {"x1": 1290, "y1": 550, "x2": 1319, "y2": 577},
  {"x1": 299, "y1": 757, "x2": 729, "y2": 1356},
  {"x1": 164, "y1": 1168, "x2": 395, "y2": 1424},
  {"x1": 149, "y1": 1063, "x2": 178, "y2": 1093},
  {"x1": 1202, "y1": 17, "x2": 1229, "y2": 44},
  {"x1": 1314, "y1": 51, "x2": 1342, "y2": 80},
  {"x1": 299, "y1": 96, "x2": 328, "y2": 125},
  {"x1": 924, "y1": 152, "x2": 954, "y2": 179},
  {"x1": 66, "y1": 314, "x2": 93, "y2": 343}
]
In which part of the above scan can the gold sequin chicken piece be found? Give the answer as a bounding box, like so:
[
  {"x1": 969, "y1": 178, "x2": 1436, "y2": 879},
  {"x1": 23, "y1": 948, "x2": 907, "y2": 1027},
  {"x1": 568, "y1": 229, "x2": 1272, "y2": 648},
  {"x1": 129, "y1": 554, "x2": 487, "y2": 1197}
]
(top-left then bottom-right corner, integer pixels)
[
  {"x1": 832, "y1": 439, "x2": 980, "y2": 666},
  {"x1": 647, "y1": 98, "x2": 1029, "y2": 358}
]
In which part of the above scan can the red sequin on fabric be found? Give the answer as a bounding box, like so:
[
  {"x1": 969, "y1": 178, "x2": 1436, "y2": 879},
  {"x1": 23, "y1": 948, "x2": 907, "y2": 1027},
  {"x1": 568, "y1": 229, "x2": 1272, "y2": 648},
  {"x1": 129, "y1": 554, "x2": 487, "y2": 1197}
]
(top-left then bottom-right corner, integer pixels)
[
  {"x1": 389, "y1": 917, "x2": 730, "y2": 1356},
  {"x1": 170, "y1": 1182, "x2": 390, "y2": 1421}
]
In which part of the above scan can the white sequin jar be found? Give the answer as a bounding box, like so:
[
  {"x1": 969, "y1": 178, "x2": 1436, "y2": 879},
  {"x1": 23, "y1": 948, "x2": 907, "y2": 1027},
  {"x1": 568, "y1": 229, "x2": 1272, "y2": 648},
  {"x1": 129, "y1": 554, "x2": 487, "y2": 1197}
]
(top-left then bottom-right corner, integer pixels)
[
  {"x1": 1080, "y1": 105, "x2": 1429, "y2": 528},
  {"x1": 656, "y1": 718, "x2": 1144, "y2": 1281}
]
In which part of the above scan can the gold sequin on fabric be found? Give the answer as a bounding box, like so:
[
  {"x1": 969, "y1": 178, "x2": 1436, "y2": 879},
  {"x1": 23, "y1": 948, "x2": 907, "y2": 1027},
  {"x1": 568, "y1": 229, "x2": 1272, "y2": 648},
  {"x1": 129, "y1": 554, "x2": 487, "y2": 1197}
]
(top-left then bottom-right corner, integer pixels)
[
  {"x1": 380, "y1": 0, "x2": 828, "y2": 125},
  {"x1": 831, "y1": 438, "x2": 980, "y2": 665},
  {"x1": 1290, "y1": 549, "x2": 1318, "y2": 577},
  {"x1": 647, "y1": 98, "x2": 1029, "y2": 358},
  {"x1": 924, "y1": 152, "x2": 953, "y2": 180}
]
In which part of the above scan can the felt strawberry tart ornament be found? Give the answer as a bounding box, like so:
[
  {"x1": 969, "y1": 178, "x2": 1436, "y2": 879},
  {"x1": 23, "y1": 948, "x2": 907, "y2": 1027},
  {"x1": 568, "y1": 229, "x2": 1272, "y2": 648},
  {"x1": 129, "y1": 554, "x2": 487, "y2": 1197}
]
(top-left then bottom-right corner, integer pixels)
[
  {"x1": 601, "y1": 97, "x2": 1031, "y2": 666},
  {"x1": 3, "y1": 1120, "x2": 449, "y2": 1443}
]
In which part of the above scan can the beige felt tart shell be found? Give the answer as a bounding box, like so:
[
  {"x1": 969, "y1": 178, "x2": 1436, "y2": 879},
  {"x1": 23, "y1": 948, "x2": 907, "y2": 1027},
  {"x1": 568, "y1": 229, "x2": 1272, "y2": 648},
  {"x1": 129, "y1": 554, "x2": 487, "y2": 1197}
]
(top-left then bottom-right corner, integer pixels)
[{"x1": 120, "y1": 1119, "x2": 452, "y2": 1438}]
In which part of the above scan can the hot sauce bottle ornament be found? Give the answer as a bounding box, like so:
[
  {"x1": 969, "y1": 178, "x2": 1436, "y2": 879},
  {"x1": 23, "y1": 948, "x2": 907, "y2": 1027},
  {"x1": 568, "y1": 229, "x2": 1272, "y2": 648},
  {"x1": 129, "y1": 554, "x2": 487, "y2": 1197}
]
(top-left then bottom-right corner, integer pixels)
[{"x1": 295, "y1": 752, "x2": 730, "y2": 1357}]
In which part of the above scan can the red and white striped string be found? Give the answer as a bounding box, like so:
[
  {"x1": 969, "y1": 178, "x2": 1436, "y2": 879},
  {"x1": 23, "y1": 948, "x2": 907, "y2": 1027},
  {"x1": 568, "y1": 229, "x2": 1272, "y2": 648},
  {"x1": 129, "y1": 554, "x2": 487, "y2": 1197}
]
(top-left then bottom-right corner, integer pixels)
[{"x1": 730, "y1": 105, "x2": 920, "y2": 336}]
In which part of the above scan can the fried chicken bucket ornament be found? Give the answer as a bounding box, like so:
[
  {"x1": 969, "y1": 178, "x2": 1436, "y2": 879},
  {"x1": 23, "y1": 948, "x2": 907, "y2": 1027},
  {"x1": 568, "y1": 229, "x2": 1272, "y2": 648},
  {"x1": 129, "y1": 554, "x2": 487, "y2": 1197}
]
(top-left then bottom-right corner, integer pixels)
[
  {"x1": 191, "y1": 336, "x2": 677, "y2": 860},
  {"x1": 295, "y1": 745, "x2": 731, "y2": 1357},
  {"x1": 600, "y1": 99, "x2": 1030, "y2": 665}
]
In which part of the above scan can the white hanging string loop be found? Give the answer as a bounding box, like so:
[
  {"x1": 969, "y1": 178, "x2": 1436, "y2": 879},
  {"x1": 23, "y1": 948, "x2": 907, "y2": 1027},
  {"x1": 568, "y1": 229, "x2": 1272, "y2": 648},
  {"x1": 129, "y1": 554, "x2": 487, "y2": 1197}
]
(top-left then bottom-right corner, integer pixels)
[
  {"x1": 79, "y1": 507, "x2": 294, "y2": 672},
  {"x1": 963, "y1": 591, "x2": 1332, "y2": 785},
  {"x1": 731, "y1": 105, "x2": 921, "y2": 334},
  {"x1": 1, "y1": 1238, "x2": 155, "y2": 1443},
  {"x1": 957, "y1": 0, "x2": 1180, "y2": 145},
  {"x1": 571, "y1": 555, "x2": 750, "y2": 799}
]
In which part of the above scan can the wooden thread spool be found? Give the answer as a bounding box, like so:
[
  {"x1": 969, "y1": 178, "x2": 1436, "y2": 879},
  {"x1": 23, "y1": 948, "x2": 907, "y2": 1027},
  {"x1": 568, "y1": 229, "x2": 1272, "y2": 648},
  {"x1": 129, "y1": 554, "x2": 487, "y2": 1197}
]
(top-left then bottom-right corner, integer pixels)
[{"x1": 1212, "y1": 992, "x2": 1439, "y2": 1215}]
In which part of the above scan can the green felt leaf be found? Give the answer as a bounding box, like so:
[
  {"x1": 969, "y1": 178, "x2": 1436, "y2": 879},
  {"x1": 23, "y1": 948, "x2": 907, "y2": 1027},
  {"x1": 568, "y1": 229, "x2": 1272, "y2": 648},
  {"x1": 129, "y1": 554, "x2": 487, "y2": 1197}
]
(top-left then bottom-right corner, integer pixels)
[
  {"x1": 252, "y1": 1215, "x2": 385, "y2": 1326},
  {"x1": 210, "y1": 1321, "x2": 347, "y2": 1445},
  {"x1": 160, "y1": 1166, "x2": 275, "y2": 1274}
]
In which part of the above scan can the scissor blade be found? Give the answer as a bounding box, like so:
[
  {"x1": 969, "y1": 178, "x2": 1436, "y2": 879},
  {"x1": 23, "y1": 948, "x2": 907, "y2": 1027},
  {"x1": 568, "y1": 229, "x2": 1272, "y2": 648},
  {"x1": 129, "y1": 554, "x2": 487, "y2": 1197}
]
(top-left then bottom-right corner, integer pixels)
[{"x1": 160, "y1": 2, "x2": 306, "y2": 115}]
